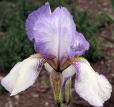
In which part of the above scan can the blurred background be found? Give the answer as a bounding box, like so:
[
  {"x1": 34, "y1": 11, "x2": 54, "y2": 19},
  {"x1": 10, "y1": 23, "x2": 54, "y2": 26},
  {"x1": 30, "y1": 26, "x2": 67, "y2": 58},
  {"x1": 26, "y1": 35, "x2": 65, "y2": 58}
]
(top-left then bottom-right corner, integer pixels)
[{"x1": 0, "y1": 0, "x2": 114, "y2": 107}]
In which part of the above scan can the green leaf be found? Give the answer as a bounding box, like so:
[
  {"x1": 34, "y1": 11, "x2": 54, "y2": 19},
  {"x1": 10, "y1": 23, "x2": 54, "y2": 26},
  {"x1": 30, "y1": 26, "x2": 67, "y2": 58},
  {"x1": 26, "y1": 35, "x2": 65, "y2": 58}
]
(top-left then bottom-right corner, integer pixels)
[
  {"x1": 105, "y1": 14, "x2": 114, "y2": 22},
  {"x1": 111, "y1": 0, "x2": 114, "y2": 11}
]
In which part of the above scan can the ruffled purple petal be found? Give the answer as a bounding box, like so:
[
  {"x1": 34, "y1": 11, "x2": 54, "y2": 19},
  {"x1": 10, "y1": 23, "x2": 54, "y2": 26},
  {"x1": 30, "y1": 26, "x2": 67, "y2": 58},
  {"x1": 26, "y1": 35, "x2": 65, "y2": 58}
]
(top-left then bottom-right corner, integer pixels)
[
  {"x1": 25, "y1": 2, "x2": 51, "y2": 41},
  {"x1": 25, "y1": 2, "x2": 89, "y2": 60},
  {"x1": 69, "y1": 32, "x2": 89, "y2": 57}
]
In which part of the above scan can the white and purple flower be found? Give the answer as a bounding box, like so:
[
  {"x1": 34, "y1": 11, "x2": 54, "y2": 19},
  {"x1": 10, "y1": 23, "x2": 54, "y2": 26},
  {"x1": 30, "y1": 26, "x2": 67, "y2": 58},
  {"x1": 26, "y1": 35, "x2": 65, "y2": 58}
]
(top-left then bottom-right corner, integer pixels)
[{"x1": 1, "y1": 2, "x2": 112, "y2": 107}]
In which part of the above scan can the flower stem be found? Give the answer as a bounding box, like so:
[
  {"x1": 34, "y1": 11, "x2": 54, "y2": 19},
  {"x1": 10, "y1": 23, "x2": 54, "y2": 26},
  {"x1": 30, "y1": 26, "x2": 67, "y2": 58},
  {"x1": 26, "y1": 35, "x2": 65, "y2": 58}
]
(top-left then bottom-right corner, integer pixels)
[
  {"x1": 50, "y1": 71, "x2": 63, "y2": 107},
  {"x1": 65, "y1": 78, "x2": 72, "y2": 104}
]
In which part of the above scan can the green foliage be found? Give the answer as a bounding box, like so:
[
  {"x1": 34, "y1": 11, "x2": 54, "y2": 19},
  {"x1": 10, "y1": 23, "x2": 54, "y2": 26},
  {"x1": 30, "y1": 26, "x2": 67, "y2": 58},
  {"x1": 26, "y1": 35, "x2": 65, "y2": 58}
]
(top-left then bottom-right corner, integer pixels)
[
  {"x1": 85, "y1": 37, "x2": 103, "y2": 62},
  {"x1": 102, "y1": 30, "x2": 114, "y2": 44},
  {"x1": 0, "y1": 1, "x2": 16, "y2": 32},
  {"x1": 0, "y1": 20, "x2": 34, "y2": 70},
  {"x1": 104, "y1": 13, "x2": 114, "y2": 23},
  {"x1": 0, "y1": 1, "x2": 35, "y2": 71},
  {"x1": 111, "y1": 0, "x2": 114, "y2": 11}
]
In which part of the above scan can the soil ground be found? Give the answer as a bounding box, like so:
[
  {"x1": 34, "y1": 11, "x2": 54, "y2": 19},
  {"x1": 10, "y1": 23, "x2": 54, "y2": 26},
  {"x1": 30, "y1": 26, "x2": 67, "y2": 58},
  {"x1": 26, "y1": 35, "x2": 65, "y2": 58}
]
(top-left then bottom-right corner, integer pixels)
[{"x1": 0, "y1": 0, "x2": 114, "y2": 107}]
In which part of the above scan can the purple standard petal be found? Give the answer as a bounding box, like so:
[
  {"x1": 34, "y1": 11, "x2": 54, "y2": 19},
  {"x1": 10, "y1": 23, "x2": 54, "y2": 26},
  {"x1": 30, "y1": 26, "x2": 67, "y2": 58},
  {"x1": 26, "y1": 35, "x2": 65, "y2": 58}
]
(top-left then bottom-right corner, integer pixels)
[
  {"x1": 26, "y1": 5, "x2": 76, "y2": 59},
  {"x1": 25, "y1": 2, "x2": 51, "y2": 41},
  {"x1": 73, "y1": 58, "x2": 112, "y2": 107},
  {"x1": 70, "y1": 32, "x2": 89, "y2": 57},
  {"x1": 25, "y1": 2, "x2": 89, "y2": 62}
]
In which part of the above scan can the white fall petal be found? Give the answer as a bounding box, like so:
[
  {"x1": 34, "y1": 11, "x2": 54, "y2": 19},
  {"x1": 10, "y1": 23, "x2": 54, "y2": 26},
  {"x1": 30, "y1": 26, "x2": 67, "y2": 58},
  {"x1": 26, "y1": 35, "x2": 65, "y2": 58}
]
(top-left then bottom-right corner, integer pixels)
[
  {"x1": 44, "y1": 62, "x2": 53, "y2": 73},
  {"x1": 1, "y1": 56, "x2": 44, "y2": 96},
  {"x1": 74, "y1": 60, "x2": 112, "y2": 107},
  {"x1": 62, "y1": 65, "x2": 76, "y2": 79}
]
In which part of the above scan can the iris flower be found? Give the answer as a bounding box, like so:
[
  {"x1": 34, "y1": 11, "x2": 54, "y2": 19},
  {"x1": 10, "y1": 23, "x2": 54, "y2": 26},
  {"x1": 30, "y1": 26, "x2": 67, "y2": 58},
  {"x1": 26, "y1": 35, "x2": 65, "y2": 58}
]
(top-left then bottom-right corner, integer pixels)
[{"x1": 1, "y1": 2, "x2": 112, "y2": 107}]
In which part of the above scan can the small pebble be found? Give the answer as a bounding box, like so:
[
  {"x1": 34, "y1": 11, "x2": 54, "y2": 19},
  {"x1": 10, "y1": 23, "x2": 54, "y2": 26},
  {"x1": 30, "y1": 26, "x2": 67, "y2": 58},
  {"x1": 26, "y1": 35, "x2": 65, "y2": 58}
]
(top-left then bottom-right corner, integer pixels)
[
  {"x1": 14, "y1": 95, "x2": 19, "y2": 100},
  {"x1": 45, "y1": 102, "x2": 49, "y2": 106},
  {"x1": 101, "y1": 61, "x2": 104, "y2": 65},
  {"x1": 32, "y1": 93, "x2": 39, "y2": 98},
  {"x1": 111, "y1": 73, "x2": 114, "y2": 77}
]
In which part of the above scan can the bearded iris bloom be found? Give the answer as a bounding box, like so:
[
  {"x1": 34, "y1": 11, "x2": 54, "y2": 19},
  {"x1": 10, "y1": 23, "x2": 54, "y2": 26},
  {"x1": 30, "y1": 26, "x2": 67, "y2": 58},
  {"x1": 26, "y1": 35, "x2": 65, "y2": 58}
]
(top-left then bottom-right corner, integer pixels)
[{"x1": 1, "y1": 2, "x2": 112, "y2": 107}]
